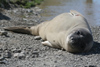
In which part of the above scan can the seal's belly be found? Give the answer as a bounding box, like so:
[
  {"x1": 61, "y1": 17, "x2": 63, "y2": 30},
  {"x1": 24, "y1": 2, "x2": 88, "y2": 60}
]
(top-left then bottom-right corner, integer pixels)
[{"x1": 45, "y1": 32, "x2": 61, "y2": 48}]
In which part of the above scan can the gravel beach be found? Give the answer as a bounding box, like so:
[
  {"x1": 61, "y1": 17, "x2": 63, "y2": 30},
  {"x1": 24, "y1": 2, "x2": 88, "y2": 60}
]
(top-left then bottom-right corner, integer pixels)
[{"x1": 0, "y1": 7, "x2": 100, "y2": 67}]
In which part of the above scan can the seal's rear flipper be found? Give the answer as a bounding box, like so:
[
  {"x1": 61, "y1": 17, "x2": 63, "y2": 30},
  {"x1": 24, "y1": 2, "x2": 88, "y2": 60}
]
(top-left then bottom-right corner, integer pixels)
[
  {"x1": 4, "y1": 27, "x2": 32, "y2": 35},
  {"x1": 70, "y1": 10, "x2": 83, "y2": 16}
]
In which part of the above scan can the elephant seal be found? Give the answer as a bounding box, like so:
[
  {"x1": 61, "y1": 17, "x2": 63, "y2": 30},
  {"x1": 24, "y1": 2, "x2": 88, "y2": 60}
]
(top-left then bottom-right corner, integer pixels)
[{"x1": 4, "y1": 10, "x2": 93, "y2": 53}]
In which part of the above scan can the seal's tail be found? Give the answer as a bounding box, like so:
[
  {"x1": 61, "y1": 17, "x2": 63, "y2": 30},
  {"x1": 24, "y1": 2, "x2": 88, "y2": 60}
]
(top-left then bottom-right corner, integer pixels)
[
  {"x1": 4, "y1": 25, "x2": 40, "y2": 36},
  {"x1": 4, "y1": 26, "x2": 32, "y2": 35},
  {"x1": 4, "y1": 21, "x2": 48, "y2": 36}
]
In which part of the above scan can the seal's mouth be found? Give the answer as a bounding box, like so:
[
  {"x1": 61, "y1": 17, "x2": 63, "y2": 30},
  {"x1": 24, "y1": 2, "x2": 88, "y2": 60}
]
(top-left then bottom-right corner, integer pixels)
[{"x1": 67, "y1": 29, "x2": 93, "y2": 53}]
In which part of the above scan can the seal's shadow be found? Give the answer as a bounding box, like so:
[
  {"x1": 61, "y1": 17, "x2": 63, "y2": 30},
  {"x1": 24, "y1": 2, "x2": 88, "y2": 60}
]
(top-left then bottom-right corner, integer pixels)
[
  {"x1": 78, "y1": 41, "x2": 100, "y2": 55},
  {"x1": 0, "y1": 13, "x2": 10, "y2": 20},
  {"x1": 90, "y1": 41, "x2": 100, "y2": 54}
]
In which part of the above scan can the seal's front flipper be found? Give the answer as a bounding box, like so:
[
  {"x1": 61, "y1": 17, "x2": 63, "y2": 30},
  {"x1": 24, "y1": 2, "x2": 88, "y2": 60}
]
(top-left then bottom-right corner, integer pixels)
[
  {"x1": 4, "y1": 26, "x2": 32, "y2": 35},
  {"x1": 42, "y1": 41, "x2": 52, "y2": 47},
  {"x1": 34, "y1": 36, "x2": 41, "y2": 40}
]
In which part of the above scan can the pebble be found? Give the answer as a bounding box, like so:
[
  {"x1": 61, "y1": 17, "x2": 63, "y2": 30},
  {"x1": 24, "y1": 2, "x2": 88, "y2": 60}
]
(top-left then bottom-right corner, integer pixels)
[
  {"x1": 13, "y1": 9, "x2": 18, "y2": 13},
  {"x1": 3, "y1": 51, "x2": 12, "y2": 58},
  {"x1": 23, "y1": 18, "x2": 28, "y2": 21},
  {"x1": 0, "y1": 60, "x2": 6, "y2": 64},
  {"x1": 12, "y1": 49, "x2": 21, "y2": 53},
  {"x1": 0, "y1": 54, "x2": 7, "y2": 64},
  {"x1": 26, "y1": 9, "x2": 32, "y2": 13},
  {"x1": 0, "y1": 31, "x2": 8, "y2": 36},
  {"x1": 36, "y1": 9, "x2": 42, "y2": 12},
  {"x1": 13, "y1": 52, "x2": 25, "y2": 59},
  {"x1": 0, "y1": 55, "x2": 4, "y2": 61}
]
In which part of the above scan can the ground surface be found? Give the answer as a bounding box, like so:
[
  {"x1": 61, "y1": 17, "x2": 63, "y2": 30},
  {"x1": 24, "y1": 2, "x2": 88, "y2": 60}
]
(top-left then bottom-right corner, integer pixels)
[{"x1": 0, "y1": 7, "x2": 100, "y2": 67}]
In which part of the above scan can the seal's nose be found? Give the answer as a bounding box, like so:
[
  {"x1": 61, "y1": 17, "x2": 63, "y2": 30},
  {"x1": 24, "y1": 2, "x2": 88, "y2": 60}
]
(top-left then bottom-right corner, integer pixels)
[{"x1": 70, "y1": 37, "x2": 86, "y2": 49}]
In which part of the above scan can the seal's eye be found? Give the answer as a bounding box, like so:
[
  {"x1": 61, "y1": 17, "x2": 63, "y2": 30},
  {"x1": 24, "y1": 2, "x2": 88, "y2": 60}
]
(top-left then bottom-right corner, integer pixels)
[{"x1": 76, "y1": 31, "x2": 80, "y2": 35}]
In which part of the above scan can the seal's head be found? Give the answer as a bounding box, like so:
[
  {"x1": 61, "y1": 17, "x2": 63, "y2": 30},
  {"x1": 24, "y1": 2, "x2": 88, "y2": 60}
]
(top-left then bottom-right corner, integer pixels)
[{"x1": 66, "y1": 29, "x2": 93, "y2": 53}]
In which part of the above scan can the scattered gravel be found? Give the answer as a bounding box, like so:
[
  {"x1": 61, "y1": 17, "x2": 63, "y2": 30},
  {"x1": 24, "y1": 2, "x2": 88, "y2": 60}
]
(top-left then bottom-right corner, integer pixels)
[{"x1": 0, "y1": 7, "x2": 100, "y2": 67}]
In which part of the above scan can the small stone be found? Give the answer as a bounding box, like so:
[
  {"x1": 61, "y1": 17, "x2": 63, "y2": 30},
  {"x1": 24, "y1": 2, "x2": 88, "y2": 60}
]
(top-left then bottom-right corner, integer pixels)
[
  {"x1": 54, "y1": 60, "x2": 57, "y2": 63},
  {"x1": 88, "y1": 65, "x2": 96, "y2": 67},
  {"x1": 30, "y1": 10, "x2": 33, "y2": 13},
  {"x1": 0, "y1": 31, "x2": 8, "y2": 36},
  {"x1": 13, "y1": 53, "x2": 19, "y2": 57},
  {"x1": 32, "y1": 51, "x2": 39, "y2": 54},
  {"x1": 26, "y1": 9, "x2": 31, "y2": 13},
  {"x1": 13, "y1": 9, "x2": 18, "y2": 13},
  {"x1": 3, "y1": 52, "x2": 12, "y2": 58},
  {"x1": 36, "y1": 9, "x2": 42, "y2": 12},
  {"x1": 25, "y1": 16, "x2": 29, "y2": 18},
  {"x1": 23, "y1": 18, "x2": 28, "y2": 21},
  {"x1": 32, "y1": 51, "x2": 39, "y2": 58},
  {"x1": 0, "y1": 61, "x2": 6, "y2": 64},
  {"x1": 33, "y1": 12, "x2": 38, "y2": 15},
  {"x1": 0, "y1": 56, "x2": 4, "y2": 61},
  {"x1": 0, "y1": 59, "x2": 8, "y2": 64},
  {"x1": 13, "y1": 53, "x2": 25, "y2": 59},
  {"x1": 12, "y1": 49, "x2": 21, "y2": 53}
]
